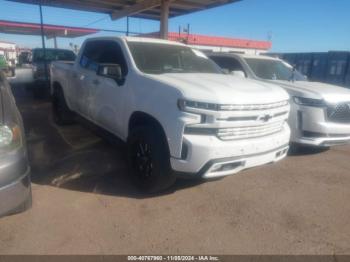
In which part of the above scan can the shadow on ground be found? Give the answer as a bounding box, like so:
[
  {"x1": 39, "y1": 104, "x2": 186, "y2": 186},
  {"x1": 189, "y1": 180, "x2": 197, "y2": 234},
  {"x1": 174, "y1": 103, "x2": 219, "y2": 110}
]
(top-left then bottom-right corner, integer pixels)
[
  {"x1": 288, "y1": 144, "x2": 330, "y2": 156},
  {"x1": 11, "y1": 83, "x2": 203, "y2": 199}
]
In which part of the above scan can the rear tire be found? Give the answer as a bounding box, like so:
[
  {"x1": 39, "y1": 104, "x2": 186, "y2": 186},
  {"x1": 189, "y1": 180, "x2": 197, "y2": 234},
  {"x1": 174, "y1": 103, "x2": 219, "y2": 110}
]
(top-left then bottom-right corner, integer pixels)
[
  {"x1": 52, "y1": 87, "x2": 76, "y2": 125},
  {"x1": 127, "y1": 125, "x2": 176, "y2": 193}
]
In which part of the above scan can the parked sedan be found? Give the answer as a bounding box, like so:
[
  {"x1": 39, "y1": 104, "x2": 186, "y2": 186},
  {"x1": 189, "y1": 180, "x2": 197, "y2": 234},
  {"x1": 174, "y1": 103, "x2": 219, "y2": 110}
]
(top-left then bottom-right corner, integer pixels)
[
  {"x1": 209, "y1": 53, "x2": 350, "y2": 148},
  {"x1": 0, "y1": 71, "x2": 32, "y2": 217}
]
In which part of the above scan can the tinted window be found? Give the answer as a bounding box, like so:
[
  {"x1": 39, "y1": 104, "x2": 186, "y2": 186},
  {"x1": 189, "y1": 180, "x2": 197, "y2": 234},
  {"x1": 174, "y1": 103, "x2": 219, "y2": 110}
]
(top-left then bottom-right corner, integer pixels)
[
  {"x1": 80, "y1": 41, "x2": 128, "y2": 75},
  {"x1": 33, "y1": 49, "x2": 76, "y2": 62}
]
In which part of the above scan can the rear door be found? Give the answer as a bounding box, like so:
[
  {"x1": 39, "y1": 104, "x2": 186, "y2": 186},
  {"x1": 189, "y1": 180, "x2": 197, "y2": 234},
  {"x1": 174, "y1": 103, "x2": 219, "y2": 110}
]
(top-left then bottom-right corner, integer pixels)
[{"x1": 74, "y1": 41, "x2": 101, "y2": 117}]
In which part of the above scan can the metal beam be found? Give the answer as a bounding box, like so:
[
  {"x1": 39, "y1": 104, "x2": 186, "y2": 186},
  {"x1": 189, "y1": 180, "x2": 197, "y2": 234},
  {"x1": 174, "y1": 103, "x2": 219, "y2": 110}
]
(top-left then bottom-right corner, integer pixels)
[
  {"x1": 8, "y1": 0, "x2": 241, "y2": 21},
  {"x1": 111, "y1": 0, "x2": 162, "y2": 20}
]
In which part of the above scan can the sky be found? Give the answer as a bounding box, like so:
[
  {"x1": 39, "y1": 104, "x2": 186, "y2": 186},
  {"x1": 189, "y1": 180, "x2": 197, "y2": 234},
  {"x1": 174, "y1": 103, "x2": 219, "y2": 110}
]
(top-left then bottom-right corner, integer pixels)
[{"x1": 0, "y1": 0, "x2": 349, "y2": 52}]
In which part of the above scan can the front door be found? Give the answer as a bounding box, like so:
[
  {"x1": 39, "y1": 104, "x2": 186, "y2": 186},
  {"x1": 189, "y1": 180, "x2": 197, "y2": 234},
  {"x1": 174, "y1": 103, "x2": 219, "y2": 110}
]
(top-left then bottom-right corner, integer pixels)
[{"x1": 84, "y1": 40, "x2": 129, "y2": 138}]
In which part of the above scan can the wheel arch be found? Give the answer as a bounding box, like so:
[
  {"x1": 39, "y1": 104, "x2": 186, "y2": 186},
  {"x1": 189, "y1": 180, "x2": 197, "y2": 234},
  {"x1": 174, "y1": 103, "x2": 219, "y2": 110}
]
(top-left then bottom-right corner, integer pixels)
[{"x1": 128, "y1": 111, "x2": 168, "y2": 144}]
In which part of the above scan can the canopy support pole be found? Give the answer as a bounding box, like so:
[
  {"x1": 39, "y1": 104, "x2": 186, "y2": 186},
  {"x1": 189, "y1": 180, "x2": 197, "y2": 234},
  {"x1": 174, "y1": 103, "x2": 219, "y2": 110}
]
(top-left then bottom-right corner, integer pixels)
[
  {"x1": 39, "y1": 2, "x2": 48, "y2": 82},
  {"x1": 126, "y1": 16, "x2": 129, "y2": 36},
  {"x1": 160, "y1": 0, "x2": 170, "y2": 39}
]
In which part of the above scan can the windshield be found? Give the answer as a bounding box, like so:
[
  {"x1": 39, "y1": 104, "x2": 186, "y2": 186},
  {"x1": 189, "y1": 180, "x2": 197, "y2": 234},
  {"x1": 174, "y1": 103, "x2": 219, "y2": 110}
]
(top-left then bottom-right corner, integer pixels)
[
  {"x1": 127, "y1": 42, "x2": 221, "y2": 74},
  {"x1": 245, "y1": 58, "x2": 306, "y2": 81},
  {"x1": 33, "y1": 49, "x2": 76, "y2": 62}
]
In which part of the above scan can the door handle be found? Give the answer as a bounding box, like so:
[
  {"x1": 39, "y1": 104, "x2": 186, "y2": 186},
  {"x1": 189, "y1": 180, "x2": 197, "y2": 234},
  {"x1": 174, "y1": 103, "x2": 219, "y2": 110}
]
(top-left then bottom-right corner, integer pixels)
[{"x1": 93, "y1": 79, "x2": 100, "y2": 85}]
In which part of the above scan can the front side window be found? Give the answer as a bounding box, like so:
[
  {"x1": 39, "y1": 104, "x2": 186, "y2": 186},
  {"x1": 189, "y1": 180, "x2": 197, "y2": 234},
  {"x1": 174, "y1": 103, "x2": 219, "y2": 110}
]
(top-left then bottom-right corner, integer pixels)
[
  {"x1": 245, "y1": 58, "x2": 306, "y2": 81},
  {"x1": 127, "y1": 42, "x2": 221, "y2": 75},
  {"x1": 80, "y1": 41, "x2": 128, "y2": 76}
]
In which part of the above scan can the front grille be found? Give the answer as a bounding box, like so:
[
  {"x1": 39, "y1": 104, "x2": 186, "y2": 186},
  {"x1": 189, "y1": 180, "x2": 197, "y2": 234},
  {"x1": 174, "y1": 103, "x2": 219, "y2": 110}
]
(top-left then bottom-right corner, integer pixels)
[
  {"x1": 217, "y1": 121, "x2": 285, "y2": 141},
  {"x1": 220, "y1": 101, "x2": 288, "y2": 111},
  {"x1": 327, "y1": 103, "x2": 350, "y2": 123}
]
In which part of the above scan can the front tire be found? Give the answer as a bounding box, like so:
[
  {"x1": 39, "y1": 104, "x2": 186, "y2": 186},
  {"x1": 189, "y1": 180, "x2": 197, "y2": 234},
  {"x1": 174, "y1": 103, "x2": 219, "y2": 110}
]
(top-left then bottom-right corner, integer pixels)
[
  {"x1": 127, "y1": 125, "x2": 176, "y2": 193},
  {"x1": 52, "y1": 87, "x2": 75, "y2": 125}
]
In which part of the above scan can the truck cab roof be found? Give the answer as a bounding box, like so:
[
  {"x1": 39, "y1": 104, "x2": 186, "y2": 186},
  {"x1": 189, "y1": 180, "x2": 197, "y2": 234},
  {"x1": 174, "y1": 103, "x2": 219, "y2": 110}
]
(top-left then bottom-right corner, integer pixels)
[{"x1": 84, "y1": 36, "x2": 186, "y2": 47}]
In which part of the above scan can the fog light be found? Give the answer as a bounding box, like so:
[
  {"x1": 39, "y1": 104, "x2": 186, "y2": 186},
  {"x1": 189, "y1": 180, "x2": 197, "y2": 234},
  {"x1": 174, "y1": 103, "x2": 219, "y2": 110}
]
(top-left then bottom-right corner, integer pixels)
[{"x1": 211, "y1": 161, "x2": 244, "y2": 173}]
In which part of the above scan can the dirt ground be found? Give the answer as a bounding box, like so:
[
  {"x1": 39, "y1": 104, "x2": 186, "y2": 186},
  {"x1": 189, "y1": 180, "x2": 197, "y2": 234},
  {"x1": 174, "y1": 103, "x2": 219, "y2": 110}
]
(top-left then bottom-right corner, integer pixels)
[{"x1": 0, "y1": 80, "x2": 350, "y2": 255}]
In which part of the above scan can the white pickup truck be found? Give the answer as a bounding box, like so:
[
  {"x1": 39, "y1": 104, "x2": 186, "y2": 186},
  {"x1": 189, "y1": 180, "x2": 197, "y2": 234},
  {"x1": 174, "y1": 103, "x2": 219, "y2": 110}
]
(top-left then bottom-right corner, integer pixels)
[{"x1": 51, "y1": 37, "x2": 291, "y2": 192}]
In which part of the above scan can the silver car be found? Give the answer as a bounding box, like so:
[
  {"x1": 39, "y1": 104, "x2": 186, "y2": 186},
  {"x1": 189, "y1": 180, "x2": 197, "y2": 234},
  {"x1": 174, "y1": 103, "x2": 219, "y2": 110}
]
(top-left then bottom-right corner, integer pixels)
[{"x1": 0, "y1": 71, "x2": 32, "y2": 217}]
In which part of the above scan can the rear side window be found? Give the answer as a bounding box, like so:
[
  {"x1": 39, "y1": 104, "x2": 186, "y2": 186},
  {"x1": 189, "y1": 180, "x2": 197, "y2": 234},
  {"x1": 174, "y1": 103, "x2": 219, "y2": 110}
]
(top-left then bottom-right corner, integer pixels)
[
  {"x1": 80, "y1": 40, "x2": 128, "y2": 76},
  {"x1": 33, "y1": 49, "x2": 76, "y2": 62}
]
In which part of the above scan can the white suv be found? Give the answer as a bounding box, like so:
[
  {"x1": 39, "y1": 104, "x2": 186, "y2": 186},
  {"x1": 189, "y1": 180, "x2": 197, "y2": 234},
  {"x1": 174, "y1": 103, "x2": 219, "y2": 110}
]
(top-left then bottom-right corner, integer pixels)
[{"x1": 209, "y1": 53, "x2": 350, "y2": 148}]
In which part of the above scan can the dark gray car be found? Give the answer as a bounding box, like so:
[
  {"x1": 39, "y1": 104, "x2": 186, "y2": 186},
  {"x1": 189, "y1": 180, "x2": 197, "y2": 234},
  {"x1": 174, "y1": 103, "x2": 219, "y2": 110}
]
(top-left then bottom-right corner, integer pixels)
[
  {"x1": 29, "y1": 48, "x2": 76, "y2": 97},
  {"x1": 0, "y1": 72, "x2": 32, "y2": 217}
]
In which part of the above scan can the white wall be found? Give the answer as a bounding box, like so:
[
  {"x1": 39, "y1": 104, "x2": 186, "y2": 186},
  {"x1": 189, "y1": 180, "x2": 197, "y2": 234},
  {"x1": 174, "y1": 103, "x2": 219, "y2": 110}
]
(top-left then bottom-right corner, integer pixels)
[{"x1": 0, "y1": 41, "x2": 17, "y2": 65}]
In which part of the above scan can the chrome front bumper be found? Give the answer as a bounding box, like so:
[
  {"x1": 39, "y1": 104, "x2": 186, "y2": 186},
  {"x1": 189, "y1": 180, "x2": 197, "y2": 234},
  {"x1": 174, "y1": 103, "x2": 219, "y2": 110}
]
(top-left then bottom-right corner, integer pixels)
[{"x1": 291, "y1": 106, "x2": 350, "y2": 147}]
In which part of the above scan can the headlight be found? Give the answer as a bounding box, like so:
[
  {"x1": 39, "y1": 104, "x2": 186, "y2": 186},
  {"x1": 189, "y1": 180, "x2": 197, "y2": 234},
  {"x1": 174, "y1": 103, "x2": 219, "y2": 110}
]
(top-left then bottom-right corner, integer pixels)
[
  {"x1": 0, "y1": 124, "x2": 22, "y2": 151},
  {"x1": 293, "y1": 97, "x2": 326, "y2": 107},
  {"x1": 178, "y1": 99, "x2": 219, "y2": 111}
]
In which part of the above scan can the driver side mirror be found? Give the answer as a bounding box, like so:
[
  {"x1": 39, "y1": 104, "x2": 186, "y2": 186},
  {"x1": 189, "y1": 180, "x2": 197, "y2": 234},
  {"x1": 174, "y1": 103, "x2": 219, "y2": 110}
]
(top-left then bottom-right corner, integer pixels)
[
  {"x1": 231, "y1": 70, "x2": 246, "y2": 78},
  {"x1": 97, "y1": 64, "x2": 123, "y2": 82}
]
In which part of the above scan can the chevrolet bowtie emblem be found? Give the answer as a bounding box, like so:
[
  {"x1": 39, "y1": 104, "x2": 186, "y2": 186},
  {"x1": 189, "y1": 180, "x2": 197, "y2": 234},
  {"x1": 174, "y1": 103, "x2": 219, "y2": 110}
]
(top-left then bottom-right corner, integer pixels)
[{"x1": 260, "y1": 115, "x2": 272, "y2": 122}]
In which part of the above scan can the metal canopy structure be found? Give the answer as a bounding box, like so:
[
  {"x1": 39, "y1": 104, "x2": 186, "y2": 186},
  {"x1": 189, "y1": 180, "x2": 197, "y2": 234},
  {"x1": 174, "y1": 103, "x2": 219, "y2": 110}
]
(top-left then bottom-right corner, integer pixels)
[
  {"x1": 7, "y1": 0, "x2": 241, "y2": 38},
  {"x1": 8, "y1": 0, "x2": 241, "y2": 20},
  {"x1": 0, "y1": 19, "x2": 99, "y2": 38},
  {"x1": 0, "y1": 19, "x2": 99, "y2": 48}
]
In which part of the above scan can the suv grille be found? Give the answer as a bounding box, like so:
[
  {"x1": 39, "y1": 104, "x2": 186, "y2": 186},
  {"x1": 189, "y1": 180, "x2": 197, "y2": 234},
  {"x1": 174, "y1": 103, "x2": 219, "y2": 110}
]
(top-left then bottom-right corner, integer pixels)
[{"x1": 327, "y1": 103, "x2": 350, "y2": 123}]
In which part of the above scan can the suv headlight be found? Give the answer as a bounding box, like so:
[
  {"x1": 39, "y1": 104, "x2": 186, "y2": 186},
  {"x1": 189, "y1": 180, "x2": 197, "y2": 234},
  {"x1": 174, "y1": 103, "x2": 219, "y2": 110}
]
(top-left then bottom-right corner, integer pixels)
[
  {"x1": 293, "y1": 97, "x2": 326, "y2": 107},
  {"x1": 0, "y1": 124, "x2": 22, "y2": 152}
]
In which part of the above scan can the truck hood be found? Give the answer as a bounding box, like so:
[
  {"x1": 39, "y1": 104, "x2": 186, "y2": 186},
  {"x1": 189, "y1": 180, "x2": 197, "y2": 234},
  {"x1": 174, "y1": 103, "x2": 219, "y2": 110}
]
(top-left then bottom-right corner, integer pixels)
[
  {"x1": 149, "y1": 73, "x2": 289, "y2": 104},
  {"x1": 270, "y1": 80, "x2": 350, "y2": 104}
]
